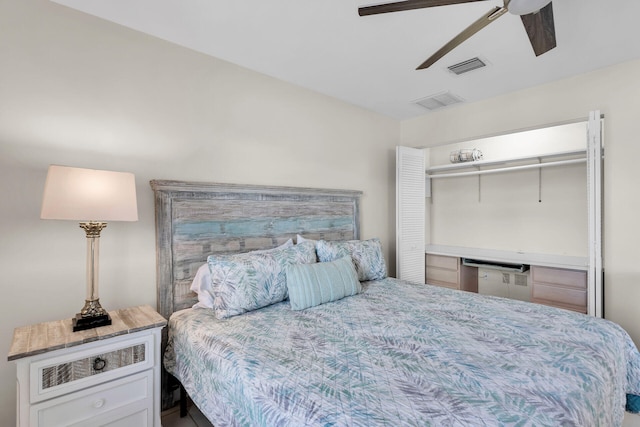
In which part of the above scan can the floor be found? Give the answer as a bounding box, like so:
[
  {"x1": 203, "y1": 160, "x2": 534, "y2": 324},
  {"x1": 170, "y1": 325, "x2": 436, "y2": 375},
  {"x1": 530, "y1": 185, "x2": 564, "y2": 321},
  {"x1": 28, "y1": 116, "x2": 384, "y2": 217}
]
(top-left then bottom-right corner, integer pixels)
[{"x1": 162, "y1": 405, "x2": 214, "y2": 427}]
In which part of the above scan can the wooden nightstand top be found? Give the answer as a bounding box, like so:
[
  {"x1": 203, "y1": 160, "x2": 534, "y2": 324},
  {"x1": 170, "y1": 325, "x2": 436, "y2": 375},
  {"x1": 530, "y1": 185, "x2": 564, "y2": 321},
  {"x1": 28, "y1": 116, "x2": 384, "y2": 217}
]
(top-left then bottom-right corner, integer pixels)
[{"x1": 7, "y1": 305, "x2": 167, "y2": 361}]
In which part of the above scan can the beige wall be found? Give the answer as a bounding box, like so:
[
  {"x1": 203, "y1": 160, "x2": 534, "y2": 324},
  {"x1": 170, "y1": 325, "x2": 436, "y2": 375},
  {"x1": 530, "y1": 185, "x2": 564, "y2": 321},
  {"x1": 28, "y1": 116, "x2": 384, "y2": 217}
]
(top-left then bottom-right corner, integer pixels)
[
  {"x1": 402, "y1": 59, "x2": 640, "y2": 350},
  {"x1": 0, "y1": 1, "x2": 399, "y2": 424},
  {"x1": 426, "y1": 121, "x2": 589, "y2": 256}
]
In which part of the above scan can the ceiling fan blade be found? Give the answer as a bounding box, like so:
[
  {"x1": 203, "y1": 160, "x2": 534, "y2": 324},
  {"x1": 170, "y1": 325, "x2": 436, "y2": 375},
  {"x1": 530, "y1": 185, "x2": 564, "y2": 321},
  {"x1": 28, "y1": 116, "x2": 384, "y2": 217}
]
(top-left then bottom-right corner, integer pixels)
[
  {"x1": 520, "y1": 2, "x2": 556, "y2": 56},
  {"x1": 359, "y1": 0, "x2": 487, "y2": 17},
  {"x1": 416, "y1": 6, "x2": 507, "y2": 69}
]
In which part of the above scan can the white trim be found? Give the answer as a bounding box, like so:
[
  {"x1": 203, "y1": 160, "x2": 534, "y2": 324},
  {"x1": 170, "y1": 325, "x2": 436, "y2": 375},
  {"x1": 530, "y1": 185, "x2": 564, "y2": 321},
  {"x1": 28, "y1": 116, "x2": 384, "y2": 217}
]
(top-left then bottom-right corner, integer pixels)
[
  {"x1": 587, "y1": 111, "x2": 604, "y2": 318},
  {"x1": 426, "y1": 158, "x2": 585, "y2": 179}
]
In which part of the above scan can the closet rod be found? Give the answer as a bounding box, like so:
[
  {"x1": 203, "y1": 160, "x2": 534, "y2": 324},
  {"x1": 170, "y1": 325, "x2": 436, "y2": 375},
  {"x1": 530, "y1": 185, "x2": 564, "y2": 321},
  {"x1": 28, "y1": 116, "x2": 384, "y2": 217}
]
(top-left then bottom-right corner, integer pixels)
[{"x1": 426, "y1": 158, "x2": 586, "y2": 179}]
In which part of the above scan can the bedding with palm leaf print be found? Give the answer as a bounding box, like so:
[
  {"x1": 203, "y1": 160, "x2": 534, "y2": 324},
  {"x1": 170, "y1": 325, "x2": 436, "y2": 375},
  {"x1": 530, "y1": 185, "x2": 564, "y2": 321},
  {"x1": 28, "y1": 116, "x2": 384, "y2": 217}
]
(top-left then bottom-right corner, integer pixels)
[{"x1": 165, "y1": 278, "x2": 640, "y2": 426}]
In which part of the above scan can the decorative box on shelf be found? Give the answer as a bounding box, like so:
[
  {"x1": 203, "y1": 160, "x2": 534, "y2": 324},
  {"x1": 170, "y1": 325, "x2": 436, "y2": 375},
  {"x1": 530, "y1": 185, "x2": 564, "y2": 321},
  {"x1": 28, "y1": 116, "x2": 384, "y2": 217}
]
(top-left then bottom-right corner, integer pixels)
[{"x1": 7, "y1": 305, "x2": 166, "y2": 427}]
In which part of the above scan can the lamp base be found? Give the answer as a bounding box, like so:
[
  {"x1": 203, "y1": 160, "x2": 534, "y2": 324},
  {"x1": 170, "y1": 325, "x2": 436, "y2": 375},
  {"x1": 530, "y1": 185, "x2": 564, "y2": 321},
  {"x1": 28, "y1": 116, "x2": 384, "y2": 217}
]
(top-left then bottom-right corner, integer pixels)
[{"x1": 72, "y1": 313, "x2": 112, "y2": 332}]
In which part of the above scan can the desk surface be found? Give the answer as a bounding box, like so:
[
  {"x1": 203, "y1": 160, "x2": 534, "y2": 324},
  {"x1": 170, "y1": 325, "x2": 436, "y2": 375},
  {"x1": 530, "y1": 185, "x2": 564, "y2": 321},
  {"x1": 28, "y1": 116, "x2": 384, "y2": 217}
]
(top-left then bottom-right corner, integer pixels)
[{"x1": 425, "y1": 245, "x2": 589, "y2": 271}]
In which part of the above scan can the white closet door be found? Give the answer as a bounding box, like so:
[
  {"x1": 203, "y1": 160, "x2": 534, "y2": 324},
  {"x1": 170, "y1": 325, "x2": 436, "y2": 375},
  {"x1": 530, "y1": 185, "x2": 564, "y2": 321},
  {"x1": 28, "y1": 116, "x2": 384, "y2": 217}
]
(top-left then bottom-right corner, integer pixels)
[
  {"x1": 396, "y1": 146, "x2": 426, "y2": 283},
  {"x1": 587, "y1": 110, "x2": 603, "y2": 318}
]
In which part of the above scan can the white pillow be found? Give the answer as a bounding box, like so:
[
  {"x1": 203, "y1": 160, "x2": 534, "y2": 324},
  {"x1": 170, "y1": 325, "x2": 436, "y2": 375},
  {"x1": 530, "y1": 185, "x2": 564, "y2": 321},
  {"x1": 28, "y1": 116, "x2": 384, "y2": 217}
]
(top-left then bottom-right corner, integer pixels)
[
  {"x1": 190, "y1": 238, "x2": 293, "y2": 309},
  {"x1": 191, "y1": 263, "x2": 214, "y2": 309}
]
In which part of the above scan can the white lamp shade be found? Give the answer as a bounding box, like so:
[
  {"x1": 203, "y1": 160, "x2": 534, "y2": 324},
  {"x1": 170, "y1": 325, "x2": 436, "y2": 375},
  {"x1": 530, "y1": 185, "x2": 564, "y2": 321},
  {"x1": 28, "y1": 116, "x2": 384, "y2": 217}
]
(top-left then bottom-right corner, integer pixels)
[{"x1": 41, "y1": 165, "x2": 138, "y2": 221}]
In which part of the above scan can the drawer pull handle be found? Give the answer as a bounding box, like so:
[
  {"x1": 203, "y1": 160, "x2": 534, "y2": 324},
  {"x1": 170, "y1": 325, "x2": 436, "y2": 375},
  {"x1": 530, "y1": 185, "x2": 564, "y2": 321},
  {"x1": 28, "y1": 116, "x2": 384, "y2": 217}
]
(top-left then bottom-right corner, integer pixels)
[
  {"x1": 93, "y1": 398, "x2": 105, "y2": 409},
  {"x1": 93, "y1": 357, "x2": 107, "y2": 371}
]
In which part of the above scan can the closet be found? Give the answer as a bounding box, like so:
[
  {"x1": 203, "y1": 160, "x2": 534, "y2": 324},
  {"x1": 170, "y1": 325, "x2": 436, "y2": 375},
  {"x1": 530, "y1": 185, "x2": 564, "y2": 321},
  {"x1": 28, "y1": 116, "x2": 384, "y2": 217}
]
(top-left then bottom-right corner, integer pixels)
[{"x1": 396, "y1": 111, "x2": 603, "y2": 317}]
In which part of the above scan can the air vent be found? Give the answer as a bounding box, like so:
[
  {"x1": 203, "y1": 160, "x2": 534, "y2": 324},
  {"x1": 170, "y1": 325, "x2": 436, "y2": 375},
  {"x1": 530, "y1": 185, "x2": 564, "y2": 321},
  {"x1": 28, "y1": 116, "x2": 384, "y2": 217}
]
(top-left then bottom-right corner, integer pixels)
[
  {"x1": 447, "y1": 57, "x2": 487, "y2": 75},
  {"x1": 514, "y1": 273, "x2": 528, "y2": 287},
  {"x1": 414, "y1": 91, "x2": 464, "y2": 111}
]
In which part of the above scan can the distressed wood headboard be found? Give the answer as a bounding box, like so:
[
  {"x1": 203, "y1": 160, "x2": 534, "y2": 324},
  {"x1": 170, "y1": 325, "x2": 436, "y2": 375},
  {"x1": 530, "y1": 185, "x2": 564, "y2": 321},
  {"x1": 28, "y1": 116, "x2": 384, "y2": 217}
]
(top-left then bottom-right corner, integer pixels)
[{"x1": 150, "y1": 180, "x2": 362, "y2": 408}]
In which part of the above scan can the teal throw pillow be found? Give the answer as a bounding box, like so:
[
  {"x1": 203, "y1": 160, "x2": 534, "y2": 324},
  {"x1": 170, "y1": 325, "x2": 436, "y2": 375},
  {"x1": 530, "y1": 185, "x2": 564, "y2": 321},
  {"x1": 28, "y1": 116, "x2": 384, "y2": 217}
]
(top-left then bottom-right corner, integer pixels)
[{"x1": 286, "y1": 256, "x2": 361, "y2": 310}]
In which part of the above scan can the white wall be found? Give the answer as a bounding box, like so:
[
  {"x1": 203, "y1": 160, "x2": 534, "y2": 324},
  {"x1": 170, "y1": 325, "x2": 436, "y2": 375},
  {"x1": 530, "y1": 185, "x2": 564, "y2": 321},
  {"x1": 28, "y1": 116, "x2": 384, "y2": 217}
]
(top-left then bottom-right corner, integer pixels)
[
  {"x1": 402, "y1": 59, "x2": 640, "y2": 350},
  {"x1": 429, "y1": 164, "x2": 587, "y2": 255},
  {"x1": 426, "y1": 121, "x2": 589, "y2": 256},
  {"x1": 0, "y1": 1, "x2": 399, "y2": 424}
]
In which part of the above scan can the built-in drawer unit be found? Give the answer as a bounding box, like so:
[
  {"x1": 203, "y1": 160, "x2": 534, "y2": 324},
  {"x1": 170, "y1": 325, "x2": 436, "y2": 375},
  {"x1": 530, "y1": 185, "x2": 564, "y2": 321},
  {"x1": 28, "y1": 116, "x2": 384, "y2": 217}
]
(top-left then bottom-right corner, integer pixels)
[
  {"x1": 531, "y1": 266, "x2": 587, "y2": 313},
  {"x1": 426, "y1": 254, "x2": 478, "y2": 292}
]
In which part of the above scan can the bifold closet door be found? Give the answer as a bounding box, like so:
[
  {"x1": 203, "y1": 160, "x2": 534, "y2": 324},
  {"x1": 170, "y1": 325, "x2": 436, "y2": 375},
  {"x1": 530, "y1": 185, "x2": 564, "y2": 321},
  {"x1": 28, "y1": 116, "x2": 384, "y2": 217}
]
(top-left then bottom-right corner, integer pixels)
[{"x1": 396, "y1": 146, "x2": 425, "y2": 283}]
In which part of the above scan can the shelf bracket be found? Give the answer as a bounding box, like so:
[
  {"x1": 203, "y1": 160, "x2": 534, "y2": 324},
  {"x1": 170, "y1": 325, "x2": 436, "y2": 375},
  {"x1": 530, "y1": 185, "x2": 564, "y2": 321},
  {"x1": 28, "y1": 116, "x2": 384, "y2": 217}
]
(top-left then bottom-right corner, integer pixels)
[{"x1": 538, "y1": 157, "x2": 542, "y2": 203}]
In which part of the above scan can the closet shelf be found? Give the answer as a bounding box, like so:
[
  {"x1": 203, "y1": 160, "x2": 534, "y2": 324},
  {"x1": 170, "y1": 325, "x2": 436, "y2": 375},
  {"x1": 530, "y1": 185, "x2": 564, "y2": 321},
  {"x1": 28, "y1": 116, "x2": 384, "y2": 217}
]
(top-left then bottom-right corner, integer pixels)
[{"x1": 426, "y1": 149, "x2": 586, "y2": 179}]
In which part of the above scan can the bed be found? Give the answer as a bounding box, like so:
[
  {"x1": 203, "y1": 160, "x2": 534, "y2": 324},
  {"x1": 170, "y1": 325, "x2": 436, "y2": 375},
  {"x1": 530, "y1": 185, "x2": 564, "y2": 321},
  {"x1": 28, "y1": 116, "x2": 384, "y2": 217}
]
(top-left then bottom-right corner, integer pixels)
[{"x1": 152, "y1": 180, "x2": 640, "y2": 426}]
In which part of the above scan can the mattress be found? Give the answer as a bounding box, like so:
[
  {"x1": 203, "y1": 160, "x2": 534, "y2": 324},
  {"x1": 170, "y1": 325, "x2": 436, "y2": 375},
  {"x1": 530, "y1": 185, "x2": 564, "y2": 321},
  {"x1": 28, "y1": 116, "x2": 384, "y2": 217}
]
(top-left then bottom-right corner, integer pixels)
[{"x1": 165, "y1": 278, "x2": 640, "y2": 426}]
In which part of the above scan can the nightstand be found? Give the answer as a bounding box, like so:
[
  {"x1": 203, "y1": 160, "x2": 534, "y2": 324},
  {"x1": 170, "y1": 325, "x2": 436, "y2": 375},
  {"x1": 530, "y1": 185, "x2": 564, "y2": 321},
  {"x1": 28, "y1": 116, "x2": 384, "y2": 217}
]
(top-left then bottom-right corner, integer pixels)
[{"x1": 8, "y1": 305, "x2": 166, "y2": 427}]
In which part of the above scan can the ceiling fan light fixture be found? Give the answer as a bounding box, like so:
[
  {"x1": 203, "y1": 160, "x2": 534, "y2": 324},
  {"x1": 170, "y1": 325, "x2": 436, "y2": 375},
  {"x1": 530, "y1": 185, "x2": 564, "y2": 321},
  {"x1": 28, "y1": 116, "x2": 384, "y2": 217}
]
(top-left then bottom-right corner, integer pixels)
[{"x1": 508, "y1": 0, "x2": 552, "y2": 16}]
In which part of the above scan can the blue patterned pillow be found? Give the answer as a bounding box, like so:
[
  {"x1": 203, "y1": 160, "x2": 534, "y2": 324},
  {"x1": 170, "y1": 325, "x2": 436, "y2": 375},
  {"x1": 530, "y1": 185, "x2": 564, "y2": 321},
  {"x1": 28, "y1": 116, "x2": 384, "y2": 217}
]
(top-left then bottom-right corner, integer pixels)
[
  {"x1": 208, "y1": 240, "x2": 316, "y2": 319},
  {"x1": 191, "y1": 239, "x2": 293, "y2": 309},
  {"x1": 286, "y1": 256, "x2": 361, "y2": 310},
  {"x1": 296, "y1": 234, "x2": 316, "y2": 245},
  {"x1": 316, "y1": 238, "x2": 387, "y2": 281}
]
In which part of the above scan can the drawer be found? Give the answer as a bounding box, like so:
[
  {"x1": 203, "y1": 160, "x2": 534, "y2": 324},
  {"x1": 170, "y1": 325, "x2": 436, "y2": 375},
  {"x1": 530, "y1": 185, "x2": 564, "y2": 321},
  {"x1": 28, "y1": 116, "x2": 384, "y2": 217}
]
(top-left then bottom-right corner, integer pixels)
[
  {"x1": 426, "y1": 267, "x2": 459, "y2": 288},
  {"x1": 532, "y1": 283, "x2": 587, "y2": 311},
  {"x1": 426, "y1": 254, "x2": 459, "y2": 271},
  {"x1": 532, "y1": 266, "x2": 587, "y2": 289},
  {"x1": 32, "y1": 370, "x2": 152, "y2": 427},
  {"x1": 73, "y1": 403, "x2": 149, "y2": 427},
  {"x1": 30, "y1": 333, "x2": 154, "y2": 404}
]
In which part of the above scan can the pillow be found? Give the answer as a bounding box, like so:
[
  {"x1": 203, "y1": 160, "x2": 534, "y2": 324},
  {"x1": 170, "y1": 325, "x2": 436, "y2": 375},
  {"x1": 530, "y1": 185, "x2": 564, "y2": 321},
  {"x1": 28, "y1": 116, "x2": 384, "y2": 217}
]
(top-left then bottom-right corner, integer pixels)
[
  {"x1": 296, "y1": 234, "x2": 316, "y2": 244},
  {"x1": 287, "y1": 256, "x2": 361, "y2": 310},
  {"x1": 207, "y1": 240, "x2": 316, "y2": 318},
  {"x1": 190, "y1": 263, "x2": 215, "y2": 309},
  {"x1": 296, "y1": 234, "x2": 320, "y2": 261},
  {"x1": 252, "y1": 238, "x2": 294, "y2": 253},
  {"x1": 190, "y1": 239, "x2": 293, "y2": 309},
  {"x1": 316, "y1": 238, "x2": 387, "y2": 281}
]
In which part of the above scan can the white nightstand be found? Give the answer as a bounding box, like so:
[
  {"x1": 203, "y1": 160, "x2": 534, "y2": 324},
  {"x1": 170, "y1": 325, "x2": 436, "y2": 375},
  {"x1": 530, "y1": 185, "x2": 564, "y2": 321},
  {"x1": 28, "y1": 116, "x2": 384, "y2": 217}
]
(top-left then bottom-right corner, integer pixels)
[{"x1": 8, "y1": 305, "x2": 167, "y2": 427}]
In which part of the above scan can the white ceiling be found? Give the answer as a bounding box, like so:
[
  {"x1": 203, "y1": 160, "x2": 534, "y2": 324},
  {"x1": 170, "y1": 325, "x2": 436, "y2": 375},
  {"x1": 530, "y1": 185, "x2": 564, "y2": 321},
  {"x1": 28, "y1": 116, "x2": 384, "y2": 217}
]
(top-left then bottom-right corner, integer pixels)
[{"x1": 52, "y1": 0, "x2": 640, "y2": 119}]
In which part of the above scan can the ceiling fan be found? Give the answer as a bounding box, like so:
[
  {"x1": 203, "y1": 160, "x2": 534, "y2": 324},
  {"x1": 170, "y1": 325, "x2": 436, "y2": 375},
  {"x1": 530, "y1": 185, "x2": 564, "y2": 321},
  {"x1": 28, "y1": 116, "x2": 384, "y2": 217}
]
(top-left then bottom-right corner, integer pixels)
[{"x1": 358, "y1": 0, "x2": 557, "y2": 70}]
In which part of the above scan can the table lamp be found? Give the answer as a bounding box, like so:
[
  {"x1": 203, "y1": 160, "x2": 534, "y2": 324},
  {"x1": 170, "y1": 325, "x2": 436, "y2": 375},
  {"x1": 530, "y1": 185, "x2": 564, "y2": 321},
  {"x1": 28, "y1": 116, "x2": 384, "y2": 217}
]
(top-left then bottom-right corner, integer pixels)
[{"x1": 40, "y1": 165, "x2": 138, "y2": 332}]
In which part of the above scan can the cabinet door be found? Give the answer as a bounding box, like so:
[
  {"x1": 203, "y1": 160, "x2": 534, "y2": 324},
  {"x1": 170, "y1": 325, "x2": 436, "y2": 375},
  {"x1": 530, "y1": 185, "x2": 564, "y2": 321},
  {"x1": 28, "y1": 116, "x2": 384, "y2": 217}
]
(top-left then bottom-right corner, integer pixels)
[{"x1": 397, "y1": 146, "x2": 425, "y2": 283}]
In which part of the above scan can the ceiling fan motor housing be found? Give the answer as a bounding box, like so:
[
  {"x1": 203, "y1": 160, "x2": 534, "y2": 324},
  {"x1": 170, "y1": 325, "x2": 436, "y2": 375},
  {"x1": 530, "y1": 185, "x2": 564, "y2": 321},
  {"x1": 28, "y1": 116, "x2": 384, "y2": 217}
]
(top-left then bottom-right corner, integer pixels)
[{"x1": 508, "y1": 0, "x2": 552, "y2": 15}]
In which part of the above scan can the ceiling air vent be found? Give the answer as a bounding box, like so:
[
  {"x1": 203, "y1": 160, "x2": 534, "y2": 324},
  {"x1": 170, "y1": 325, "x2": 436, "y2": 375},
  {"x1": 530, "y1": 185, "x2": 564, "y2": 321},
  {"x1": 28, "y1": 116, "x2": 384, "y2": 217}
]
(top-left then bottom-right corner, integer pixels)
[
  {"x1": 447, "y1": 57, "x2": 487, "y2": 75},
  {"x1": 414, "y1": 91, "x2": 464, "y2": 111}
]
